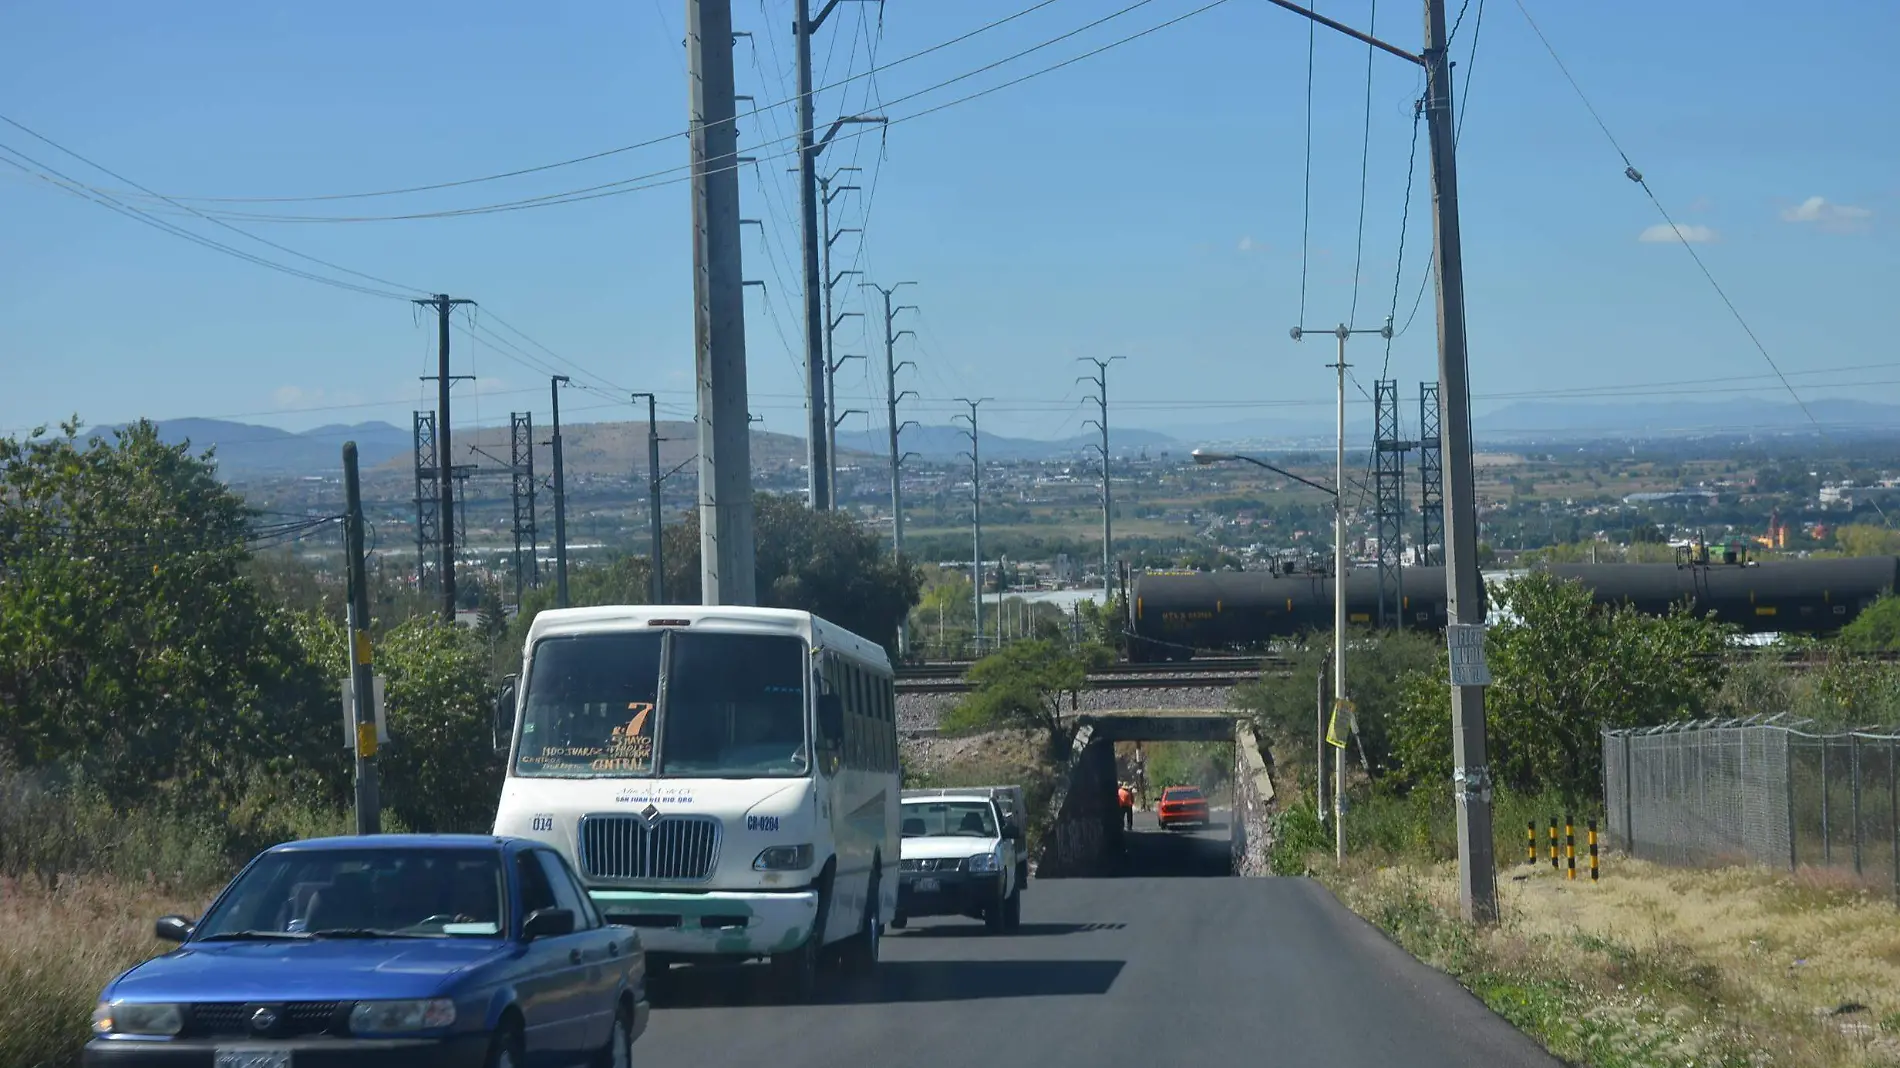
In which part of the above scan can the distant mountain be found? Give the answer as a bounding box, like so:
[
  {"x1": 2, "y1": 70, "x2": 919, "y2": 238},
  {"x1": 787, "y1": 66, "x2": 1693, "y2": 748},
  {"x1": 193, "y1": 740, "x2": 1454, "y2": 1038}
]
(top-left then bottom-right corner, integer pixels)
[
  {"x1": 1473, "y1": 397, "x2": 1900, "y2": 441},
  {"x1": 121, "y1": 418, "x2": 412, "y2": 479},
  {"x1": 835, "y1": 424, "x2": 1177, "y2": 462}
]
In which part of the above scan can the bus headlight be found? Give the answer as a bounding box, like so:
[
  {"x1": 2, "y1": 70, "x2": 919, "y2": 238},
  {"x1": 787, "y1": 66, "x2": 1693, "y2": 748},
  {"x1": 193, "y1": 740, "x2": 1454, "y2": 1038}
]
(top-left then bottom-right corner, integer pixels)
[{"x1": 754, "y1": 844, "x2": 814, "y2": 871}]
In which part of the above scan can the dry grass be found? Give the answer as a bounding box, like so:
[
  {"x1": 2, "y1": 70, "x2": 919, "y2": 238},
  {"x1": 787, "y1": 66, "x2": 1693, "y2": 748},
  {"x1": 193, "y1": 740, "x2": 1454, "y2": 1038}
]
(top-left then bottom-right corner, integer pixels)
[
  {"x1": 0, "y1": 877, "x2": 213, "y2": 1068},
  {"x1": 1328, "y1": 855, "x2": 1900, "y2": 1067}
]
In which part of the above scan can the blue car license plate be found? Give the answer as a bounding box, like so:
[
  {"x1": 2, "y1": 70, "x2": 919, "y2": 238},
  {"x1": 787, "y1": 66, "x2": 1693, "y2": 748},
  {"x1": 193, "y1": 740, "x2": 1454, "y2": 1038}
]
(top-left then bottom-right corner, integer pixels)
[{"x1": 216, "y1": 1050, "x2": 290, "y2": 1068}]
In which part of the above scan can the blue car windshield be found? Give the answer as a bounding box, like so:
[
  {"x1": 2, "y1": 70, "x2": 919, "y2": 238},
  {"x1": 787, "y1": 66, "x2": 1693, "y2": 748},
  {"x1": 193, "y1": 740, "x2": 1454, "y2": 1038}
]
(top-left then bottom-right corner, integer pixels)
[{"x1": 196, "y1": 849, "x2": 507, "y2": 940}]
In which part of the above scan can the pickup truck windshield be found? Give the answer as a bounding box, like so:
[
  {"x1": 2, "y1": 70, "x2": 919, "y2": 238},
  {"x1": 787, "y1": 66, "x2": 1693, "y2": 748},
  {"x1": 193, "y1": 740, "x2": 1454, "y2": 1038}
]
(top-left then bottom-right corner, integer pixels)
[
  {"x1": 515, "y1": 630, "x2": 809, "y2": 778},
  {"x1": 901, "y1": 801, "x2": 998, "y2": 838}
]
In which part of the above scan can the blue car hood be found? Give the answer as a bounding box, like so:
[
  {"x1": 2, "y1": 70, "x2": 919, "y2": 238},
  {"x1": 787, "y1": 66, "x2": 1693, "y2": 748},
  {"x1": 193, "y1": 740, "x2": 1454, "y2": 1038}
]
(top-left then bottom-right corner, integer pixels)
[{"x1": 108, "y1": 940, "x2": 514, "y2": 1003}]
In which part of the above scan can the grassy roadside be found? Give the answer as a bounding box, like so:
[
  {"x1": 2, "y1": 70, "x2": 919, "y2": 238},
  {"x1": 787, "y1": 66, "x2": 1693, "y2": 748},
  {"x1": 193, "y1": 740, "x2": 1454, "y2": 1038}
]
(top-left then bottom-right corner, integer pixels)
[{"x1": 1317, "y1": 855, "x2": 1900, "y2": 1067}]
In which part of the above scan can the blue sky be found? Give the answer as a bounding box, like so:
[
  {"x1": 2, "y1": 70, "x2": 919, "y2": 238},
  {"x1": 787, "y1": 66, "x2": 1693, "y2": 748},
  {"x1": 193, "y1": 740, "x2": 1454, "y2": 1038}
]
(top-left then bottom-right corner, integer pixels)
[{"x1": 1, "y1": 0, "x2": 1895, "y2": 445}]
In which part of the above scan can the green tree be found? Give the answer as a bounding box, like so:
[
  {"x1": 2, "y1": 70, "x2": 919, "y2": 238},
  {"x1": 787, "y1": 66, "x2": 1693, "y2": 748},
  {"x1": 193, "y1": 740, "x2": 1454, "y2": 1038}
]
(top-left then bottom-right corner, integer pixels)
[
  {"x1": 1388, "y1": 572, "x2": 1731, "y2": 804},
  {"x1": 942, "y1": 639, "x2": 1112, "y2": 755},
  {"x1": 0, "y1": 420, "x2": 342, "y2": 810}
]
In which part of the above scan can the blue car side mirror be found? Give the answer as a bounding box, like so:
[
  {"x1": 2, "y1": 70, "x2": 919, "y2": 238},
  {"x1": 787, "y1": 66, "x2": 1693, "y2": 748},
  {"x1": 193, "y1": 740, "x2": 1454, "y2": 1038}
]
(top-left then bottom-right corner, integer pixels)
[
  {"x1": 154, "y1": 915, "x2": 194, "y2": 943},
  {"x1": 522, "y1": 908, "x2": 575, "y2": 940}
]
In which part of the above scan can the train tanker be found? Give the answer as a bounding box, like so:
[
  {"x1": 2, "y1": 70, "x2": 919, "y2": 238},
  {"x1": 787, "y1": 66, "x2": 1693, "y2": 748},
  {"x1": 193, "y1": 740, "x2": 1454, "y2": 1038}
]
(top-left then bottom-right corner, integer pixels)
[{"x1": 1125, "y1": 556, "x2": 1900, "y2": 661}]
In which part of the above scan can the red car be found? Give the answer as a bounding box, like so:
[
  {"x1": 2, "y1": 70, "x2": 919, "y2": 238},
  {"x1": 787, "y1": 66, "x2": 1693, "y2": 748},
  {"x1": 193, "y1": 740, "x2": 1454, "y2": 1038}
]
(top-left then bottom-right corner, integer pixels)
[{"x1": 1157, "y1": 785, "x2": 1210, "y2": 829}]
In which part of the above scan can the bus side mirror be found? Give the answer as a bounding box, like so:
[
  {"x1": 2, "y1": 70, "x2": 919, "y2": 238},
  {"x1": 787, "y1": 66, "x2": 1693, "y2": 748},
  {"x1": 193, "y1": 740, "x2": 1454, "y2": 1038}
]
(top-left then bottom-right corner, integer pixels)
[
  {"x1": 817, "y1": 693, "x2": 844, "y2": 748},
  {"x1": 494, "y1": 675, "x2": 518, "y2": 753}
]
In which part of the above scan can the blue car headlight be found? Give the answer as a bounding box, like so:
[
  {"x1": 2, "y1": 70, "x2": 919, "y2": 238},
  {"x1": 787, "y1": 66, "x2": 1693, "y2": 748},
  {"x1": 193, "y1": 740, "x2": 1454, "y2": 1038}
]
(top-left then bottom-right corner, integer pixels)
[
  {"x1": 753, "y1": 844, "x2": 813, "y2": 871},
  {"x1": 967, "y1": 851, "x2": 1002, "y2": 873},
  {"x1": 92, "y1": 1001, "x2": 183, "y2": 1037},
  {"x1": 349, "y1": 999, "x2": 457, "y2": 1035}
]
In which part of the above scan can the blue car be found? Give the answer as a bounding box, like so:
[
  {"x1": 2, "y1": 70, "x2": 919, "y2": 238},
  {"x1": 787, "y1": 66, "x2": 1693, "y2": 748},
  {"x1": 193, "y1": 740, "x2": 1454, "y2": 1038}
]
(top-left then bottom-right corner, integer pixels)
[{"x1": 85, "y1": 834, "x2": 648, "y2": 1068}]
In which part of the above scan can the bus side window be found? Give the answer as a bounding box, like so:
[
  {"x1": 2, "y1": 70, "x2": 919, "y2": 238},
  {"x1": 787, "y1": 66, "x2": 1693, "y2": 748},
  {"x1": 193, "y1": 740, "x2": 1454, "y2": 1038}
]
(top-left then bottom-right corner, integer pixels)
[
  {"x1": 845, "y1": 665, "x2": 863, "y2": 770},
  {"x1": 884, "y1": 676, "x2": 897, "y2": 772}
]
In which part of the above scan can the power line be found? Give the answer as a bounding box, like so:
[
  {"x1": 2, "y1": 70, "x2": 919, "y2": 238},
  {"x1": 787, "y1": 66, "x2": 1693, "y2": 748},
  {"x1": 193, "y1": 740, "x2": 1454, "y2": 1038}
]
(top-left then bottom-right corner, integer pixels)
[
  {"x1": 99, "y1": 0, "x2": 1207, "y2": 225},
  {"x1": 75, "y1": 0, "x2": 1070, "y2": 208},
  {"x1": 1378, "y1": 100, "x2": 1423, "y2": 381},
  {"x1": 1347, "y1": 0, "x2": 1378, "y2": 328},
  {"x1": 1395, "y1": 0, "x2": 1483, "y2": 339},
  {"x1": 1296, "y1": 10, "x2": 1316, "y2": 324}
]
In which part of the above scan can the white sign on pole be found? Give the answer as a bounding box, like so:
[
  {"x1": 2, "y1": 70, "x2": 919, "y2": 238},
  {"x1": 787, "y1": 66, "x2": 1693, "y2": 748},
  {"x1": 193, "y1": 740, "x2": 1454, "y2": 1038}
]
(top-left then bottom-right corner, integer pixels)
[
  {"x1": 1446, "y1": 623, "x2": 1491, "y2": 687},
  {"x1": 341, "y1": 676, "x2": 389, "y2": 749}
]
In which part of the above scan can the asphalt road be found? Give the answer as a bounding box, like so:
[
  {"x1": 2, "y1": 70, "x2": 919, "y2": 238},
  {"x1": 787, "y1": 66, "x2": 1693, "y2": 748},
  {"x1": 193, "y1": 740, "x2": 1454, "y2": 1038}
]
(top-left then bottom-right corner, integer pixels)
[{"x1": 637, "y1": 811, "x2": 1558, "y2": 1067}]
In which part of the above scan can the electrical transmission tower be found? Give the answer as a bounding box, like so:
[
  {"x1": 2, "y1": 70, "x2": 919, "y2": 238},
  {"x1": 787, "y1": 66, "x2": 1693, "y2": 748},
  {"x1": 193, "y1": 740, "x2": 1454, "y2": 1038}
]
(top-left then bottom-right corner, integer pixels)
[
  {"x1": 509, "y1": 412, "x2": 539, "y2": 602},
  {"x1": 954, "y1": 398, "x2": 992, "y2": 655},
  {"x1": 1418, "y1": 382, "x2": 1444, "y2": 567},
  {"x1": 412, "y1": 411, "x2": 440, "y2": 594},
  {"x1": 1077, "y1": 357, "x2": 1124, "y2": 604},
  {"x1": 1373, "y1": 380, "x2": 1416, "y2": 629}
]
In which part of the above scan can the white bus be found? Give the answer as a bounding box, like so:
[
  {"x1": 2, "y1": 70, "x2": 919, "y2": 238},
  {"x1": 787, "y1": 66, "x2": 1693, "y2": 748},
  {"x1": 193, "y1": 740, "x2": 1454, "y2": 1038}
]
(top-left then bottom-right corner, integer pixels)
[{"x1": 490, "y1": 605, "x2": 899, "y2": 1001}]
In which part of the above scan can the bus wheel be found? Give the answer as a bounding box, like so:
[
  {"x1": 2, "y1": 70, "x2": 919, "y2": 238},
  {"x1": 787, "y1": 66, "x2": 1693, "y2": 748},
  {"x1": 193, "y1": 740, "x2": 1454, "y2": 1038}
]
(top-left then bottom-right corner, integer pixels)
[
  {"x1": 841, "y1": 870, "x2": 881, "y2": 976},
  {"x1": 770, "y1": 881, "x2": 829, "y2": 1003}
]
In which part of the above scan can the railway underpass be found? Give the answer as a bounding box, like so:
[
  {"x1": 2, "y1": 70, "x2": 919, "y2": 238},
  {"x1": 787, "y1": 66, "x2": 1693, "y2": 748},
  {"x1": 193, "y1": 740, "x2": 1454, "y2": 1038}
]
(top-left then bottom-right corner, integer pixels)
[{"x1": 636, "y1": 712, "x2": 1561, "y2": 1067}]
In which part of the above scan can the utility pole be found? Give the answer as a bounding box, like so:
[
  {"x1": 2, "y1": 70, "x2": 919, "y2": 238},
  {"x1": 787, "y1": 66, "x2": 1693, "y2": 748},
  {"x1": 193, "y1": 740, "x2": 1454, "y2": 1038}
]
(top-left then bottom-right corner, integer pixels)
[
  {"x1": 868, "y1": 280, "x2": 919, "y2": 657},
  {"x1": 689, "y1": 0, "x2": 756, "y2": 605},
  {"x1": 631, "y1": 392, "x2": 664, "y2": 604},
  {"x1": 819, "y1": 166, "x2": 863, "y2": 508},
  {"x1": 1077, "y1": 357, "x2": 1124, "y2": 605},
  {"x1": 414, "y1": 294, "x2": 474, "y2": 623},
  {"x1": 342, "y1": 442, "x2": 380, "y2": 835},
  {"x1": 795, "y1": 0, "x2": 885, "y2": 510},
  {"x1": 954, "y1": 398, "x2": 992, "y2": 654},
  {"x1": 1422, "y1": 0, "x2": 1498, "y2": 923},
  {"x1": 1293, "y1": 321, "x2": 1389, "y2": 864},
  {"x1": 549, "y1": 375, "x2": 571, "y2": 608},
  {"x1": 1256, "y1": 0, "x2": 1497, "y2": 923}
]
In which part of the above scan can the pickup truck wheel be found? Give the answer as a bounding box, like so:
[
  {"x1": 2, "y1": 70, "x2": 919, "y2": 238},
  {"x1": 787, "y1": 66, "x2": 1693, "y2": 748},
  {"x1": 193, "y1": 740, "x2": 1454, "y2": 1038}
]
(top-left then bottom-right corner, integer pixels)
[
  {"x1": 1003, "y1": 886, "x2": 1022, "y2": 931},
  {"x1": 984, "y1": 891, "x2": 1008, "y2": 933},
  {"x1": 890, "y1": 912, "x2": 907, "y2": 930}
]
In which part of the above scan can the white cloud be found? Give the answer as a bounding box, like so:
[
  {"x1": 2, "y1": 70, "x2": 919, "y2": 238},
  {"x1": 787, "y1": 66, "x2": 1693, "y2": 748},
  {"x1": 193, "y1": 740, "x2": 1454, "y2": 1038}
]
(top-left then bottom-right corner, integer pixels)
[
  {"x1": 1237, "y1": 235, "x2": 1256, "y2": 252},
  {"x1": 1781, "y1": 196, "x2": 1873, "y2": 233},
  {"x1": 1639, "y1": 222, "x2": 1718, "y2": 244}
]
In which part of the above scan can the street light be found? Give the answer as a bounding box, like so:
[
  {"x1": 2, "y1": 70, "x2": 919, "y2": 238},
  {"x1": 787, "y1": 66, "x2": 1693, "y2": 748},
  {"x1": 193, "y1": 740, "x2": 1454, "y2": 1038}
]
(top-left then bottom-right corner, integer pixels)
[{"x1": 1192, "y1": 446, "x2": 1345, "y2": 854}]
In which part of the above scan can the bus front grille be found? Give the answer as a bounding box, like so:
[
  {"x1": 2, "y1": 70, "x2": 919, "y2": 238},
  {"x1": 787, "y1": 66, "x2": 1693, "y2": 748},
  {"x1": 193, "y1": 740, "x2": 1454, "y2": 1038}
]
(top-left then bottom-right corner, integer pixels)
[{"x1": 579, "y1": 814, "x2": 721, "y2": 882}]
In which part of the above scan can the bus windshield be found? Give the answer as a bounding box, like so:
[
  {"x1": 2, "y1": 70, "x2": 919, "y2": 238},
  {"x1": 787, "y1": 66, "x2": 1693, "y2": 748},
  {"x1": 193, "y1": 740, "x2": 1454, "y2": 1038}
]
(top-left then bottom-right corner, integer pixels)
[{"x1": 514, "y1": 630, "x2": 809, "y2": 779}]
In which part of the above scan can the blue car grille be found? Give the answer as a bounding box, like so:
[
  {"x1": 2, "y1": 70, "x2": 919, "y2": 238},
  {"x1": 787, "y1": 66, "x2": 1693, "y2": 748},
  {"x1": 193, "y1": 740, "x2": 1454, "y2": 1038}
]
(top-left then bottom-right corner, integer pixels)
[
  {"x1": 579, "y1": 814, "x2": 720, "y2": 882},
  {"x1": 188, "y1": 1002, "x2": 341, "y2": 1037}
]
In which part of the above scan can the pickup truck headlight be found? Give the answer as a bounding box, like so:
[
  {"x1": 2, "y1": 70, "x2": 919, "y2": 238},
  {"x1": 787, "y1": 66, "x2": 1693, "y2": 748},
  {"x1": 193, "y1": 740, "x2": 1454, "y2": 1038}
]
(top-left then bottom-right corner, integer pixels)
[
  {"x1": 966, "y1": 852, "x2": 1002, "y2": 873},
  {"x1": 92, "y1": 1001, "x2": 182, "y2": 1037},
  {"x1": 753, "y1": 844, "x2": 814, "y2": 871},
  {"x1": 349, "y1": 998, "x2": 457, "y2": 1035}
]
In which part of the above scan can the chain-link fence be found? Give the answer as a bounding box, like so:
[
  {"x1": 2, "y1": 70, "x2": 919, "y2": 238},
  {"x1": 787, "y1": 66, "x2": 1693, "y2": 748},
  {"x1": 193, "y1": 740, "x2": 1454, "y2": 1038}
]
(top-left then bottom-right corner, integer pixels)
[{"x1": 1603, "y1": 721, "x2": 1900, "y2": 894}]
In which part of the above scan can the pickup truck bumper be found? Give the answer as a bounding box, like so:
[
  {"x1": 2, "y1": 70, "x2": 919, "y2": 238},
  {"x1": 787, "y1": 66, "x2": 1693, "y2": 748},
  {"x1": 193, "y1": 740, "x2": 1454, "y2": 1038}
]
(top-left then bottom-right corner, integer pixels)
[{"x1": 897, "y1": 870, "x2": 1005, "y2": 919}]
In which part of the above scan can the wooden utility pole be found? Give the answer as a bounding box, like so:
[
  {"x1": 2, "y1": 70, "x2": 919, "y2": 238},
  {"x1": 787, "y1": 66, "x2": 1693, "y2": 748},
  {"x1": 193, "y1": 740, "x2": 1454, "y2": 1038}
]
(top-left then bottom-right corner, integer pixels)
[{"x1": 342, "y1": 442, "x2": 381, "y2": 835}]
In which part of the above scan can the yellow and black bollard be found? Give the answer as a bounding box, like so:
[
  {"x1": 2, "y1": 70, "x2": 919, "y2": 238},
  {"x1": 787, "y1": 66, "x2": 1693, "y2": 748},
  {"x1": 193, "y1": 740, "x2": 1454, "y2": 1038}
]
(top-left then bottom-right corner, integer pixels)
[
  {"x1": 1549, "y1": 818, "x2": 1558, "y2": 870},
  {"x1": 1588, "y1": 819, "x2": 1599, "y2": 882},
  {"x1": 1526, "y1": 821, "x2": 1536, "y2": 864},
  {"x1": 1566, "y1": 815, "x2": 1576, "y2": 881}
]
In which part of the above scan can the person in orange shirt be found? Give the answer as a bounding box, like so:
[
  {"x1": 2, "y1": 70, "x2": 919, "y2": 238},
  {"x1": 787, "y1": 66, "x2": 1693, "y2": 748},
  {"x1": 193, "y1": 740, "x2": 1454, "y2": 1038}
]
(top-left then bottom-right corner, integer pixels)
[{"x1": 1117, "y1": 783, "x2": 1134, "y2": 831}]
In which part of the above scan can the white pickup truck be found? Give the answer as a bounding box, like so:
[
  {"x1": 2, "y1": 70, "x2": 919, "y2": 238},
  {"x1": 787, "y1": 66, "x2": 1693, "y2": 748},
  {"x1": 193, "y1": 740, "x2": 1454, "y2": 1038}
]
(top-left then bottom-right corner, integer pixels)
[{"x1": 895, "y1": 789, "x2": 1024, "y2": 933}]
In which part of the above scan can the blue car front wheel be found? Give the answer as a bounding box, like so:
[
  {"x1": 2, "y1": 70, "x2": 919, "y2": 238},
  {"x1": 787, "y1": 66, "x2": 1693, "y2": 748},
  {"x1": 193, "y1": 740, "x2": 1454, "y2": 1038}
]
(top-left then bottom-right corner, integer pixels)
[{"x1": 485, "y1": 1020, "x2": 524, "y2": 1068}]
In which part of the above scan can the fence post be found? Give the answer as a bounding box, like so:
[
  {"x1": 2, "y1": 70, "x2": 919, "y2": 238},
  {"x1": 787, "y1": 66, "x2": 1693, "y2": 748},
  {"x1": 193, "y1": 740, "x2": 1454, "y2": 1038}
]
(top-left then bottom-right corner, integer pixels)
[
  {"x1": 1852, "y1": 733, "x2": 1863, "y2": 878},
  {"x1": 1526, "y1": 821, "x2": 1535, "y2": 865},
  {"x1": 1549, "y1": 817, "x2": 1558, "y2": 870},
  {"x1": 1589, "y1": 819, "x2": 1599, "y2": 882},
  {"x1": 1623, "y1": 731, "x2": 1635, "y2": 857},
  {"x1": 1822, "y1": 738, "x2": 1832, "y2": 866},
  {"x1": 1566, "y1": 815, "x2": 1576, "y2": 881},
  {"x1": 1786, "y1": 729, "x2": 1798, "y2": 871}
]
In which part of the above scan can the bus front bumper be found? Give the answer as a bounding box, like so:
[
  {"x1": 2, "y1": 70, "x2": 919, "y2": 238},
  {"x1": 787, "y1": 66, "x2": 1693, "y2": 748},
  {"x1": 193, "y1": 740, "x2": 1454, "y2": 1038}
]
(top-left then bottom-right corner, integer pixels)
[{"x1": 590, "y1": 888, "x2": 819, "y2": 959}]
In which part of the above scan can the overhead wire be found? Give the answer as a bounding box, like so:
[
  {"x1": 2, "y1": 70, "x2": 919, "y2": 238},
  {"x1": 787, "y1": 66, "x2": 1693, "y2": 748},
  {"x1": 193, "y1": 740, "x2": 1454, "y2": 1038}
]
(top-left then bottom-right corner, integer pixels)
[
  {"x1": 1506, "y1": 0, "x2": 1879, "y2": 523},
  {"x1": 81, "y1": 0, "x2": 1069, "y2": 208},
  {"x1": 114, "y1": 0, "x2": 1203, "y2": 225},
  {"x1": 1347, "y1": 0, "x2": 1379, "y2": 328},
  {"x1": 1395, "y1": 0, "x2": 1483, "y2": 339},
  {"x1": 1296, "y1": 8, "x2": 1316, "y2": 325}
]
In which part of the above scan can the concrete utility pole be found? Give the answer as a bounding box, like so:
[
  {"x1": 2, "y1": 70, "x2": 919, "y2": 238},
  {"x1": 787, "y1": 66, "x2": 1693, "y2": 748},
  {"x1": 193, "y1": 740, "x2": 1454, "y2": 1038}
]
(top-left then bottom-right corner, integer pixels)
[
  {"x1": 1291, "y1": 321, "x2": 1389, "y2": 864},
  {"x1": 549, "y1": 375, "x2": 571, "y2": 608},
  {"x1": 342, "y1": 442, "x2": 381, "y2": 834},
  {"x1": 1254, "y1": 0, "x2": 1497, "y2": 924},
  {"x1": 631, "y1": 392, "x2": 664, "y2": 604},
  {"x1": 868, "y1": 280, "x2": 919, "y2": 657},
  {"x1": 414, "y1": 294, "x2": 474, "y2": 622},
  {"x1": 954, "y1": 398, "x2": 992, "y2": 655},
  {"x1": 795, "y1": 0, "x2": 885, "y2": 510},
  {"x1": 1077, "y1": 357, "x2": 1125, "y2": 605},
  {"x1": 688, "y1": 0, "x2": 756, "y2": 605}
]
